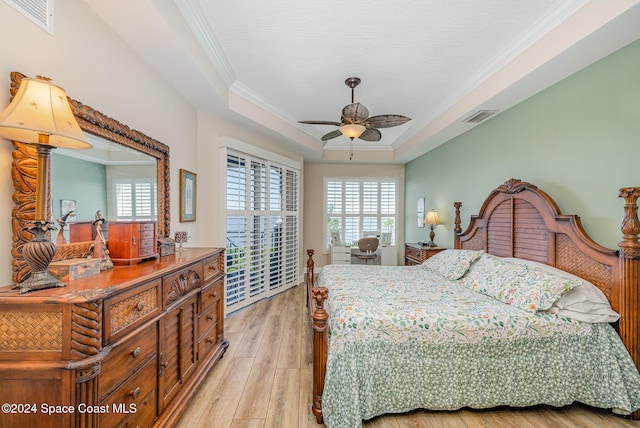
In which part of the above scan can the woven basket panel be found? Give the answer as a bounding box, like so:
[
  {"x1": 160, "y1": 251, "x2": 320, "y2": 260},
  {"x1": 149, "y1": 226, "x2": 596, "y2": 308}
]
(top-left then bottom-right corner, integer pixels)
[
  {"x1": 110, "y1": 287, "x2": 158, "y2": 335},
  {"x1": 462, "y1": 230, "x2": 484, "y2": 251},
  {"x1": 0, "y1": 311, "x2": 63, "y2": 351},
  {"x1": 555, "y1": 233, "x2": 613, "y2": 300}
]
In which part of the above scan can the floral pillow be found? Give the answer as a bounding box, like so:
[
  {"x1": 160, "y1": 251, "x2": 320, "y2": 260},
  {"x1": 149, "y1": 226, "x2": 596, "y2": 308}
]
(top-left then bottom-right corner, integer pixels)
[
  {"x1": 421, "y1": 249, "x2": 484, "y2": 280},
  {"x1": 463, "y1": 255, "x2": 580, "y2": 312}
]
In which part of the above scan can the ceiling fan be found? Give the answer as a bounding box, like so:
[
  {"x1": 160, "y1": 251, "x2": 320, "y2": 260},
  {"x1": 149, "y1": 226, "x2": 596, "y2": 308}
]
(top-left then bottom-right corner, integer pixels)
[{"x1": 299, "y1": 77, "x2": 411, "y2": 144}]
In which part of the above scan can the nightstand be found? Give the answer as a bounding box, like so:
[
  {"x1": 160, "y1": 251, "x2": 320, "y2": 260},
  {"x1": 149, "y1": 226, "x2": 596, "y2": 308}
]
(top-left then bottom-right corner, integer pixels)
[
  {"x1": 404, "y1": 243, "x2": 445, "y2": 266},
  {"x1": 329, "y1": 245, "x2": 351, "y2": 264}
]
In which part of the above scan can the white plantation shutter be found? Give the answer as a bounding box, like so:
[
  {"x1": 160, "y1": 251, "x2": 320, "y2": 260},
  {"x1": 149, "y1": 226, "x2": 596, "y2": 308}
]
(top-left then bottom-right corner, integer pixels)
[
  {"x1": 324, "y1": 177, "x2": 398, "y2": 249},
  {"x1": 225, "y1": 150, "x2": 299, "y2": 313},
  {"x1": 115, "y1": 179, "x2": 156, "y2": 221}
]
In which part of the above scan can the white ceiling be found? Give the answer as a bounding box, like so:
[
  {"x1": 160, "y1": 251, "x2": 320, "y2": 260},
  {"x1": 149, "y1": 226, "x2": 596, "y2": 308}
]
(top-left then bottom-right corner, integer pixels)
[{"x1": 85, "y1": 0, "x2": 640, "y2": 163}]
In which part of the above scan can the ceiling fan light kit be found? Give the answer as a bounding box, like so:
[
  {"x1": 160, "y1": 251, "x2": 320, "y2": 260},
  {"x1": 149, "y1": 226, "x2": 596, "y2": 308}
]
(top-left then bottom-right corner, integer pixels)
[
  {"x1": 339, "y1": 123, "x2": 366, "y2": 140},
  {"x1": 299, "y1": 76, "x2": 411, "y2": 158}
]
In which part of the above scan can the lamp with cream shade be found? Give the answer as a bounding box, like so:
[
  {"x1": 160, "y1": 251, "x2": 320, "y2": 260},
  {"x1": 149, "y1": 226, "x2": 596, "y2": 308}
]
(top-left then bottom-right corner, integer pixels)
[
  {"x1": 423, "y1": 209, "x2": 440, "y2": 247},
  {"x1": 0, "y1": 75, "x2": 92, "y2": 293}
]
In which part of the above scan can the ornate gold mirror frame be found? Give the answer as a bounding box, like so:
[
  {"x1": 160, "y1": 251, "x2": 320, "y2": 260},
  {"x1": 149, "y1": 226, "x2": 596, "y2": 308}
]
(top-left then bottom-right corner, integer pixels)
[{"x1": 9, "y1": 71, "x2": 170, "y2": 283}]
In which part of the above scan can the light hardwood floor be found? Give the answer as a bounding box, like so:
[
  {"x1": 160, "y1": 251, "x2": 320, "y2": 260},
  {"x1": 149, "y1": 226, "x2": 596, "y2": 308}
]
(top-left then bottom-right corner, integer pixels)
[{"x1": 176, "y1": 283, "x2": 639, "y2": 428}]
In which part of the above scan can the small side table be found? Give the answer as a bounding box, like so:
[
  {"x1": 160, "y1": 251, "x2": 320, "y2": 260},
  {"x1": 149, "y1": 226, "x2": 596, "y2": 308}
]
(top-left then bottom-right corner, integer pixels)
[{"x1": 404, "y1": 243, "x2": 445, "y2": 266}]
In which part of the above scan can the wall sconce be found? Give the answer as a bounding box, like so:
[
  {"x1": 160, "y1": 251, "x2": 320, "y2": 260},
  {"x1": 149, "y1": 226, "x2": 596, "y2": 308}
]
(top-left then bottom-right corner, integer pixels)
[
  {"x1": 423, "y1": 209, "x2": 440, "y2": 247},
  {"x1": 0, "y1": 76, "x2": 92, "y2": 293}
]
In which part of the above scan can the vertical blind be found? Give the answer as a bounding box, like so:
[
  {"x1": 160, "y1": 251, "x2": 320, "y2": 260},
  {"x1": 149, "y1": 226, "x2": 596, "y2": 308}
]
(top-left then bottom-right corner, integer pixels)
[{"x1": 226, "y1": 150, "x2": 299, "y2": 312}]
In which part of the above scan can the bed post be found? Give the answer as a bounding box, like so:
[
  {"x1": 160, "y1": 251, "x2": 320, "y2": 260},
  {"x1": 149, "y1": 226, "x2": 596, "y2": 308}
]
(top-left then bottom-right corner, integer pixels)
[
  {"x1": 454, "y1": 202, "x2": 462, "y2": 248},
  {"x1": 311, "y1": 287, "x2": 328, "y2": 424},
  {"x1": 618, "y1": 188, "x2": 640, "y2": 374},
  {"x1": 306, "y1": 249, "x2": 315, "y2": 306}
]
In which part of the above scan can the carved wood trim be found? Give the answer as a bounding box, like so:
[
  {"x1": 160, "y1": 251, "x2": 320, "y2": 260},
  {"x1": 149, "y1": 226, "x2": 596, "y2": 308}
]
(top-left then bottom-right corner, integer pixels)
[
  {"x1": 8, "y1": 71, "x2": 171, "y2": 283},
  {"x1": 167, "y1": 270, "x2": 201, "y2": 305},
  {"x1": 71, "y1": 301, "x2": 103, "y2": 359}
]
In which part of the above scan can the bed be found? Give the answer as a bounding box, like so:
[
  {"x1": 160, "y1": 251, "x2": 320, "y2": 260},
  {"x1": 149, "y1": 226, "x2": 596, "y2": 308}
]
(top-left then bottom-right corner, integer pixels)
[{"x1": 306, "y1": 179, "x2": 640, "y2": 427}]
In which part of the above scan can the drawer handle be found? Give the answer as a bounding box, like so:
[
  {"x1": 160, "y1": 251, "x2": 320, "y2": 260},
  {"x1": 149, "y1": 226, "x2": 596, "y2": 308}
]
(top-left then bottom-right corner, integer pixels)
[
  {"x1": 130, "y1": 387, "x2": 141, "y2": 400},
  {"x1": 210, "y1": 291, "x2": 217, "y2": 298},
  {"x1": 132, "y1": 236, "x2": 137, "y2": 246},
  {"x1": 135, "y1": 301, "x2": 145, "y2": 311},
  {"x1": 207, "y1": 314, "x2": 215, "y2": 321},
  {"x1": 206, "y1": 337, "x2": 215, "y2": 344},
  {"x1": 131, "y1": 347, "x2": 141, "y2": 358}
]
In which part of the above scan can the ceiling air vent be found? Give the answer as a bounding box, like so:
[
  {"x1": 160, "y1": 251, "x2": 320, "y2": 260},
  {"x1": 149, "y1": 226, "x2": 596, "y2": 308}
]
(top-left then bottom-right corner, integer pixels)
[
  {"x1": 463, "y1": 109, "x2": 497, "y2": 124},
  {"x1": 4, "y1": 0, "x2": 54, "y2": 35}
]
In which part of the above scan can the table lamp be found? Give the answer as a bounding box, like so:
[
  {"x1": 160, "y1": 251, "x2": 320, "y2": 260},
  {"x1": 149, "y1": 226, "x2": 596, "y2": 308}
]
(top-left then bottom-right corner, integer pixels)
[
  {"x1": 423, "y1": 209, "x2": 440, "y2": 247},
  {"x1": 0, "y1": 76, "x2": 92, "y2": 293}
]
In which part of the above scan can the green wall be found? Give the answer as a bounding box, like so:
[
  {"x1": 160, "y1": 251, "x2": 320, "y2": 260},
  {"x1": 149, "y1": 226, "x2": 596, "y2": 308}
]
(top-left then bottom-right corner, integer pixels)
[{"x1": 405, "y1": 38, "x2": 640, "y2": 250}]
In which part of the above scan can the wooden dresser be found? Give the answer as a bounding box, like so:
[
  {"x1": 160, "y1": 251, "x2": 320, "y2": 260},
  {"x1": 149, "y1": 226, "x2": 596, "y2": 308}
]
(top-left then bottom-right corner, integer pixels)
[
  {"x1": 0, "y1": 248, "x2": 228, "y2": 428},
  {"x1": 404, "y1": 243, "x2": 445, "y2": 265},
  {"x1": 108, "y1": 221, "x2": 158, "y2": 265}
]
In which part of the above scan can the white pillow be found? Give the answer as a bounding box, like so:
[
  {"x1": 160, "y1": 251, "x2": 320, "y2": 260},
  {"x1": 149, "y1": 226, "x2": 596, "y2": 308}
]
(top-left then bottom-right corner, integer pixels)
[{"x1": 501, "y1": 257, "x2": 619, "y2": 323}]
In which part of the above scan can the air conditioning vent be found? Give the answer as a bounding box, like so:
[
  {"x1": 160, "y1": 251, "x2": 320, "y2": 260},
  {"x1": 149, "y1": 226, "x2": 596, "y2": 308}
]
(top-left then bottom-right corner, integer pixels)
[
  {"x1": 463, "y1": 109, "x2": 498, "y2": 124},
  {"x1": 4, "y1": 0, "x2": 54, "y2": 35}
]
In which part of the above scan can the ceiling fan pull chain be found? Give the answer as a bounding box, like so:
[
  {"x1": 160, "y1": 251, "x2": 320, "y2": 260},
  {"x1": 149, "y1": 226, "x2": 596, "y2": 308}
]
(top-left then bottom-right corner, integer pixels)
[{"x1": 350, "y1": 140, "x2": 353, "y2": 160}]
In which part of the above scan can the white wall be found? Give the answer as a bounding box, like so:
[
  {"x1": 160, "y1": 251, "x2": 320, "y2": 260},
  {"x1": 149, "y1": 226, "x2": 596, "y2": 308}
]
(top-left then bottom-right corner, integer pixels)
[{"x1": 0, "y1": 0, "x2": 197, "y2": 284}]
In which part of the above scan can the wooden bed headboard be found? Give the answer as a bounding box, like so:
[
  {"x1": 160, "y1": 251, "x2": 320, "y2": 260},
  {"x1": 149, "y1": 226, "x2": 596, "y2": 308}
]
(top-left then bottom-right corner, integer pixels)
[{"x1": 453, "y1": 178, "x2": 640, "y2": 372}]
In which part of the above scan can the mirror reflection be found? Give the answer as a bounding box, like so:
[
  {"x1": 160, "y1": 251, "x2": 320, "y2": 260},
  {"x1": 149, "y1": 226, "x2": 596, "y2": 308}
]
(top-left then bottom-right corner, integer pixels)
[{"x1": 51, "y1": 133, "x2": 157, "y2": 243}]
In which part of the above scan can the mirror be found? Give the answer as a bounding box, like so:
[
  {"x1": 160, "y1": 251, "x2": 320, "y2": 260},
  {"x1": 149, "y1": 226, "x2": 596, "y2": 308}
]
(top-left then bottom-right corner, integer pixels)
[
  {"x1": 9, "y1": 71, "x2": 170, "y2": 283},
  {"x1": 51, "y1": 134, "x2": 157, "y2": 243}
]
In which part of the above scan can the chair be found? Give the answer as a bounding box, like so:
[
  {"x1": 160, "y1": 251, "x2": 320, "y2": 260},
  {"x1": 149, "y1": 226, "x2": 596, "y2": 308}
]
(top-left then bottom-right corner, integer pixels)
[{"x1": 354, "y1": 237, "x2": 379, "y2": 264}]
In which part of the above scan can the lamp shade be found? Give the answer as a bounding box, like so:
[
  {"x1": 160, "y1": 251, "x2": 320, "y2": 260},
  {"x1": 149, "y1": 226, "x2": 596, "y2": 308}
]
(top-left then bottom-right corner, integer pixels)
[
  {"x1": 0, "y1": 77, "x2": 91, "y2": 149},
  {"x1": 424, "y1": 210, "x2": 440, "y2": 225},
  {"x1": 339, "y1": 123, "x2": 366, "y2": 140}
]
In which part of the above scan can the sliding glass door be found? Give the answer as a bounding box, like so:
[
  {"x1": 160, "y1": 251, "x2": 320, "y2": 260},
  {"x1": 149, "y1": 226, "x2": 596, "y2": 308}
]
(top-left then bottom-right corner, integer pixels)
[{"x1": 225, "y1": 151, "x2": 299, "y2": 313}]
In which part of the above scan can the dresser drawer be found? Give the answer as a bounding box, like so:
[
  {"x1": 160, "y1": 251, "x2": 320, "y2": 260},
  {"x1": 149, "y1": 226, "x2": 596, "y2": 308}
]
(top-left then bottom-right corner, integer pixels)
[
  {"x1": 118, "y1": 388, "x2": 157, "y2": 428},
  {"x1": 140, "y1": 222, "x2": 155, "y2": 232},
  {"x1": 405, "y1": 245, "x2": 422, "y2": 260},
  {"x1": 162, "y1": 262, "x2": 204, "y2": 308},
  {"x1": 198, "y1": 302, "x2": 218, "y2": 341},
  {"x1": 138, "y1": 239, "x2": 156, "y2": 257},
  {"x1": 100, "y1": 356, "x2": 157, "y2": 428},
  {"x1": 99, "y1": 323, "x2": 158, "y2": 399},
  {"x1": 104, "y1": 279, "x2": 162, "y2": 344},
  {"x1": 200, "y1": 282, "x2": 222, "y2": 313},
  {"x1": 198, "y1": 323, "x2": 219, "y2": 360},
  {"x1": 203, "y1": 253, "x2": 223, "y2": 282}
]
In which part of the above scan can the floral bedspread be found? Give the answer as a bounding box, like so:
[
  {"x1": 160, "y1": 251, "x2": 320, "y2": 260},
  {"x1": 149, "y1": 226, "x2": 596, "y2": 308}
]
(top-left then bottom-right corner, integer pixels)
[{"x1": 315, "y1": 264, "x2": 640, "y2": 428}]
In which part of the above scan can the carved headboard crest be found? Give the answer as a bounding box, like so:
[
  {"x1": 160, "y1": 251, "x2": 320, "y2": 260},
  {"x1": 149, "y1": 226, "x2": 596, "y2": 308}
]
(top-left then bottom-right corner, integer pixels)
[{"x1": 495, "y1": 178, "x2": 537, "y2": 194}]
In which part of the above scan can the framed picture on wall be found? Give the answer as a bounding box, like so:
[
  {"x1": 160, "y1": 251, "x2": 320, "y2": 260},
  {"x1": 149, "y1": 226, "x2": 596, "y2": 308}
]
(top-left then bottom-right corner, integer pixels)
[
  {"x1": 330, "y1": 231, "x2": 341, "y2": 246},
  {"x1": 417, "y1": 197, "x2": 425, "y2": 228},
  {"x1": 180, "y1": 169, "x2": 197, "y2": 222},
  {"x1": 60, "y1": 199, "x2": 76, "y2": 222}
]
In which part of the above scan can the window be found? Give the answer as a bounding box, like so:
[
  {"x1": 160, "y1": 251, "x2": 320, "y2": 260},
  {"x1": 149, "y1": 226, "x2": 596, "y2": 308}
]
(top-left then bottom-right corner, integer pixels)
[
  {"x1": 325, "y1": 177, "x2": 398, "y2": 249},
  {"x1": 114, "y1": 178, "x2": 157, "y2": 221}
]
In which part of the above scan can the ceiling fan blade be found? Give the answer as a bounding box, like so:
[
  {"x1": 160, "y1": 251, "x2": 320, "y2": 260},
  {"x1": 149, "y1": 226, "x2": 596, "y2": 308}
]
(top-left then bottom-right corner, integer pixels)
[
  {"x1": 359, "y1": 127, "x2": 382, "y2": 141},
  {"x1": 341, "y1": 103, "x2": 369, "y2": 123},
  {"x1": 298, "y1": 120, "x2": 342, "y2": 126},
  {"x1": 365, "y1": 115, "x2": 411, "y2": 129},
  {"x1": 321, "y1": 129, "x2": 343, "y2": 141}
]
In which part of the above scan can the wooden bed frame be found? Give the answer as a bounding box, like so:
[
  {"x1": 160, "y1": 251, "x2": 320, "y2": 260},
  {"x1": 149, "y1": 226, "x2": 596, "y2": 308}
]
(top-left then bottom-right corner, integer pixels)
[{"x1": 306, "y1": 178, "x2": 640, "y2": 423}]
